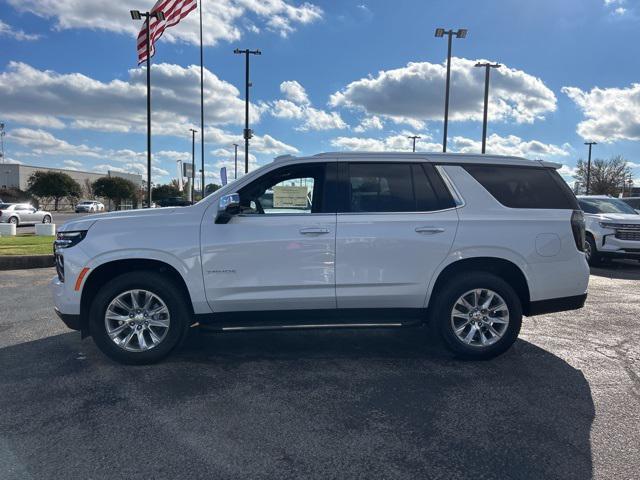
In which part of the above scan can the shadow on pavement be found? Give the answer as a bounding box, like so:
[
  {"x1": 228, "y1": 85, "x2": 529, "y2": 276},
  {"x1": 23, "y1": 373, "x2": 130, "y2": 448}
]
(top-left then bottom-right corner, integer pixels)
[
  {"x1": 0, "y1": 328, "x2": 594, "y2": 480},
  {"x1": 590, "y1": 259, "x2": 640, "y2": 280}
]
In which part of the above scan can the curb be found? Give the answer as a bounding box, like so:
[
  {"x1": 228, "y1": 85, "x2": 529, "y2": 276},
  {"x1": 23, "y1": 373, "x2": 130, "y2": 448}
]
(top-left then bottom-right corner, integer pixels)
[{"x1": 0, "y1": 255, "x2": 55, "y2": 271}]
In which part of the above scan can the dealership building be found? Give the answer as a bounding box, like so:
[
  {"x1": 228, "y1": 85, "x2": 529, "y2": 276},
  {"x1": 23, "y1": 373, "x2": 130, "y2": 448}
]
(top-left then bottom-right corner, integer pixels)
[
  {"x1": 0, "y1": 163, "x2": 143, "y2": 209},
  {"x1": 0, "y1": 163, "x2": 142, "y2": 192}
]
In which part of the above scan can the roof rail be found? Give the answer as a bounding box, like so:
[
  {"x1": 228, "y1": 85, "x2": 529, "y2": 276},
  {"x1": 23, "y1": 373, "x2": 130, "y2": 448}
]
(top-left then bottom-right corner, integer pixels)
[{"x1": 274, "y1": 154, "x2": 296, "y2": 162}]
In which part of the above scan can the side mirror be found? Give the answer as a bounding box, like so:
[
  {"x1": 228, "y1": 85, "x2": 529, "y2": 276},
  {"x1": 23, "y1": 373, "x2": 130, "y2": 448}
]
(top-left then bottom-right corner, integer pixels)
[{"x1": 215, "y1": 193, "x2": 240, "y2": 224}]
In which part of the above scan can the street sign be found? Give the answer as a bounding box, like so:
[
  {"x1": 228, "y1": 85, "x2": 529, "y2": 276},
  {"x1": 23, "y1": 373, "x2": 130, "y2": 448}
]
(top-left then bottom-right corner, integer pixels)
[
  {"x1": 183, "y1": 163, "x2": 193, "y2": 178},
  {"x1": 220, "y1": 167, "x2": 228, "y2": 186}
]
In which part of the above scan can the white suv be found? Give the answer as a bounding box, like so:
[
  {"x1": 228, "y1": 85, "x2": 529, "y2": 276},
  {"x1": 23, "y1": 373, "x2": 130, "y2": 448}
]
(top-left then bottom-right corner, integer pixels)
[
  {"x1": 577, "y1": 195, "x2": 640, "y2": 265},
  {"x1": 51, "y1": 152, "x2": 589, "y2": 364}
]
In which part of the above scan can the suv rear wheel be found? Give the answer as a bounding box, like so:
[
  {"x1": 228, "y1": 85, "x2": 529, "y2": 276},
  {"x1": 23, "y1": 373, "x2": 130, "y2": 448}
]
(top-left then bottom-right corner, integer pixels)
[
  {"x1": 431, "y1": 272, "x2": 522, "y2": 360},
  {"x1": 89, "y1": 271, "x2": 191, "y2": 364}
]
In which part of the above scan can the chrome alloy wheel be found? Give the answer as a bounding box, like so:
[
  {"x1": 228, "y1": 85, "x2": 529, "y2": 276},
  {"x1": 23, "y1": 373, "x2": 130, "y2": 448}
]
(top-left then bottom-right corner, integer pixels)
[
  {"x1": 450, "y1": 289, "x2": 510, "y2": 348},
  {"x1": 104, "y1": 290, "x2": 171, "y2": 352},
  {"x1": 584, "y1": 240, "x2": 592, "y2": 262}
]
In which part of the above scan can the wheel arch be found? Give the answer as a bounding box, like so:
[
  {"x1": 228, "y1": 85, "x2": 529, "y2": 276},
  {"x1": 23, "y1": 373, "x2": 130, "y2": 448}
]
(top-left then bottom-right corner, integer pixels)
[
  {"x1": 79, "y1": 258, "x2": 194, "y2": 337},
  {"x1": 427, "y1": 257, "x2": 532, "y2": 316}
]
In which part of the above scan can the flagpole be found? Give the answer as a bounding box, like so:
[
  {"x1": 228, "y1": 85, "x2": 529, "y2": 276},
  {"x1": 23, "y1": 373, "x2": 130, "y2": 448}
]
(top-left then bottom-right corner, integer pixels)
[
  {"x1": 145, "y1": 17, "x2": 152, "y2": 208},
  {"x1": 199, "y1": 0, "x2": 205, "y2": 198}
]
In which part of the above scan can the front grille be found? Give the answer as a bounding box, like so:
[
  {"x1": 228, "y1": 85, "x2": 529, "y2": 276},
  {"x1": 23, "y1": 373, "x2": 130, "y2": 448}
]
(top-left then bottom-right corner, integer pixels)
[
  {"x1": 616, "y1": 230, "x2": 640, "y2": 241},
  {"x1": 613, "y1": 224, "x2": 640, "y2": 231}
]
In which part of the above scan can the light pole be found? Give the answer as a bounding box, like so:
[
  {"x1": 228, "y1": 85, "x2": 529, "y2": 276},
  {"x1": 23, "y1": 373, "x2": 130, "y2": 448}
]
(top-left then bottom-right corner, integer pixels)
[
  {"x1": 189, "y1": 128, "x2": 197, "y2": 202},
  {"x1": 407, "y1": 135, "x2": 420, "y2": 152},
  {"x1": 233, "y1": 48, "x2": 261, "y2": 174},
  {"x1": 435, "y1": 27, "x2": 467, "y2": 153},
  {"x1": 131, "y1": 9, "x2": 166, "y2": 208},
  {"x1": 474, "y1": 62, "x2": 501, "y2": 154},
  {"x1": 0, "y1": 122, "x2": 5, "y2": 164},
  {"x1": 233, "y1": 143, "x2": 239, "y2": 179},
  {"x1": 584, "y1": 142, "x2": 596, "y2": 195}
]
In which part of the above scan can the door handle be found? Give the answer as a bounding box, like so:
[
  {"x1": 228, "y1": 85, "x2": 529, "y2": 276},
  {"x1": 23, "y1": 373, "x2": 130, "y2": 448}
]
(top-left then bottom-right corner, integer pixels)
[
  {"x1": 299, "y1": 227, "x2": 330, "y2": 235},
  {"x1": 415, "y1": 226, "x2": 445, "y2": 235}
]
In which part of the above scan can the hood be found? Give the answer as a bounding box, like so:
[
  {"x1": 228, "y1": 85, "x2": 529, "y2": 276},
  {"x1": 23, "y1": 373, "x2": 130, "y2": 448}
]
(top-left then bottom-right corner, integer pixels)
[
  {"x1": 589, "y1": 213, "x2": 640, "y2": 223},
  {"x1": 60, "y1": 207, "x2": 178, "y2": 232}
]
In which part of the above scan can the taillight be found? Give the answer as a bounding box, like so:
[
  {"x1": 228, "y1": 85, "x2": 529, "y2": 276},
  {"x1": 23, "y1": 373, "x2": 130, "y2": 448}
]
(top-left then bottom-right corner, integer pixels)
[{"x1": 571, "y1": 210, "x2": 586, "y2": 252}]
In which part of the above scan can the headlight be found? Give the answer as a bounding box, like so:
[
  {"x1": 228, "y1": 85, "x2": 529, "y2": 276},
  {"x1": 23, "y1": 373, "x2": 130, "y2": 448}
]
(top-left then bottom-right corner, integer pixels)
[
  {"x1": 54, "y1": 230, "x2": 87, "y2": 250},
  {"x1": 599, "y1": 222, "x2": 619, "y2": 230}
]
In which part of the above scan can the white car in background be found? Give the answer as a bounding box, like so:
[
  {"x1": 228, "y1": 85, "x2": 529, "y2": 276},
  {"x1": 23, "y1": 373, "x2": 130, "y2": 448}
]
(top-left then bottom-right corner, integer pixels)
[
  {"x1": 577, "y1": 195, "x2": 640, "y2": 265},
  {"x1": 75, "y1": 201, "x2": 105, "y2": 213}
]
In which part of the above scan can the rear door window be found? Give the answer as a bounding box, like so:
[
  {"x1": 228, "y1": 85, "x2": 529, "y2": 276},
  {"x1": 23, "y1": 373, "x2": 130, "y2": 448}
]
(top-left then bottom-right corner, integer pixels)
[
  {"x1": 344, "y1": 162, "x2": 454, "y2": 213},
  {"x1": 463, "y1": 165, "x2": 578, "y2": 209}
]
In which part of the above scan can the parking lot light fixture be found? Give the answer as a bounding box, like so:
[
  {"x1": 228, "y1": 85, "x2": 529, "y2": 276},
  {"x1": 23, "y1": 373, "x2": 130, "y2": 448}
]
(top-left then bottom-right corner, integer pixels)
[
  {"x1": 474, "y1": 62, "x2": 501, "y2": 154},
  {"x1": 584, "y1": 142, "x2": 597, "y2": 195},
  {"x1": 435, "y1": 27, "x2": 468, "y2": 152}
]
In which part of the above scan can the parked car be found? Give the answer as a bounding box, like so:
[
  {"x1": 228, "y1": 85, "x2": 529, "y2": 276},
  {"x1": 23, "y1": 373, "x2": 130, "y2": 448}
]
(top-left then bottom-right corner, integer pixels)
[
  {"x1": 0, "y1": 203, "x2": 52, "y2": 226},
  {"x1": 620, "y1": 197, "x2": 640, "y2": 214},
  {"x1": 75, "y1": 201, "x2": 105, "y2": 213},
  {"x1": 51, "y1": 152, "x2": 589, "y2": 364},
  {"x1": 577, "y1": 195, "x2": 640, "y2": 265}
]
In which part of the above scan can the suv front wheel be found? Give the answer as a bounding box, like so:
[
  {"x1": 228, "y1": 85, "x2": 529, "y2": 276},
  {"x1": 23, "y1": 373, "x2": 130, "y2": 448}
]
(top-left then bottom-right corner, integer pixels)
[
  {"x1": 89, "y1": 271, "x2": 191, "y2": 364},
  {"x1": 431, "y1": 272, "x2": 522, "y2": 360}
]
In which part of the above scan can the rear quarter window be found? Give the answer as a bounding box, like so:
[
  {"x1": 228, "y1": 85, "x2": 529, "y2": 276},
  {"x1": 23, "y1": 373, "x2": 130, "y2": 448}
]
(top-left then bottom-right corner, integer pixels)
[{"x1": 462, "y1": 165, "x2": 579, "y2": 210}]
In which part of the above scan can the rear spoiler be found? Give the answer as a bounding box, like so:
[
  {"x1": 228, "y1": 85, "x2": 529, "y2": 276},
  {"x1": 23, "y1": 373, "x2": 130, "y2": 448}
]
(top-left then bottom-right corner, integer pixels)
[{"x1": 537, "y1": 160, "x2": 562, "y2": 169}]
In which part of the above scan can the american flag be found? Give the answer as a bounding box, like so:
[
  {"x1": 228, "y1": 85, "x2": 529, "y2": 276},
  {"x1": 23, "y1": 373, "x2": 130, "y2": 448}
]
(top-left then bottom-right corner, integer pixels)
[{"x1": 137, "y1": 0, "x2": 198, "y2": 64}]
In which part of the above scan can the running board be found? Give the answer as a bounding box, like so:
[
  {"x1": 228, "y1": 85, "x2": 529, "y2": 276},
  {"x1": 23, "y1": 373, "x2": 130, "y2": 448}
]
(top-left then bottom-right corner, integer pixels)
[{"x1": 220, "y1": 322, "x2": 404, "y2": 332}]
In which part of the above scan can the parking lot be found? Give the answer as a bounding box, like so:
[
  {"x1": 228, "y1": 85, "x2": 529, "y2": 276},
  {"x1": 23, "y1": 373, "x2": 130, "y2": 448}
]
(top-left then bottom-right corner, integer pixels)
[{"x1": 0, "y1": 264, "x2": 638, "y2": 479}]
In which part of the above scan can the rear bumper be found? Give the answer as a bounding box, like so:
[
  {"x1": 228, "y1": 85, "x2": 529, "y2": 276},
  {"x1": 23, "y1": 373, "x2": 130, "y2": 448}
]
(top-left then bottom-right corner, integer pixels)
[
  {"x1": 526, "y1": 293, "x2": 587, "y2": 316},
  {"x1": 54, "y1": 307, "x2": 82, "y2": 331}
]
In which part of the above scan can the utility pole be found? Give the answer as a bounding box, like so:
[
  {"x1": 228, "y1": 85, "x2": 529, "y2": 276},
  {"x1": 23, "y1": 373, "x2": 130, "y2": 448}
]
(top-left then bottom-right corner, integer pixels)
[
  {"x1": 130, "y1": 9, "x2": 166, "y2": 208},
  {"x1": 233, "y1": 143, "x2": 239, "y2": 179},
  {"x1": 233, "y1": 48, "x2": 261, "y2": 174},
  {"x1": 0, "y1": 122, "x2": 5, "y2": 164},
  {"x1": 407, "y1": 135, "x2": 421, "y2": 152},
  {"x1": 584, "y1": 142, "x2": 597, "y2": 195},
  {"x1": 189, "y1": 128, "x2": 197, "y2": 202},
  {"x1": 199, "y1": 0, "x2": 205, "y2": 201},
  {"x1": 474, "y1": 62, "x2": 501, "y2": 154},
  {"x1": 435, "y1": 28, "x2": 467, "y2": 153}
]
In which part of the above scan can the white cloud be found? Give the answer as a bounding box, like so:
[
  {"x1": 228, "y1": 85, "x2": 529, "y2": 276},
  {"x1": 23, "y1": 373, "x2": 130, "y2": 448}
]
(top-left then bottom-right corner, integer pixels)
[
  {"x1": 0, "y1": 19, "x2": 41, "y2": 41},
  {"x1": 7, "y1": 0, "x2": 322, "y2": 47},
  {"x1": 562, "y1": 83, "x2": 640, "y2": 142},
  {"x1": 451, "y1": 134, "x2": 570, "y2": 158},
  {"x1": 331, "y1": 132, "x2": 569, "y2": 158},
  {"x1": 0, "y1": 61, "x2": 258, "y2": 136},
  {"x1": 63, "y1": 159, "x2": 83, "y2": 168},
  {"x1": 280, "y1": 80, "x2": 310, "y2": 105},
  {"x1": 330, "y1": 58, "x2": 557, "y2": 126},
  {"x1": 8, "y1": 128, "x2": 103, "y2": 157},
  {"x1": 270, "y1": 81, "x2": 347, "y2": 131},
  {"x1": 354, "y1": 116, "x2": 384, "y2": 133}
]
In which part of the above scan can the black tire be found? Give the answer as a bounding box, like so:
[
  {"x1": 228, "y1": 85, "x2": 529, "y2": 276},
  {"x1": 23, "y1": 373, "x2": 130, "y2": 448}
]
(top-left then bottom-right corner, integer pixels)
[
  {"x1": 89, "y1": 271, "x2": 191, "y2": 365},
  {"x1": 585, "y1": 235, "x2": 602, "y2": 266},
  {"x1": 8, "y1": 216, "x2": 18, "y2": 226},
  {"x1": 42, "y1": 215, "x2": 51, "y2": 223},
  {"x1": 430, "y1": 272, "x2": 522, "y2": 360}
]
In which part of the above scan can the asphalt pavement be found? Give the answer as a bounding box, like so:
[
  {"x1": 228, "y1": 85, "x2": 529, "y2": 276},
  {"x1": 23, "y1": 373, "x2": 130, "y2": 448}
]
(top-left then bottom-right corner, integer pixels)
[{"x1": 0, "y1": 264, "x2": 639, "y2": 479}]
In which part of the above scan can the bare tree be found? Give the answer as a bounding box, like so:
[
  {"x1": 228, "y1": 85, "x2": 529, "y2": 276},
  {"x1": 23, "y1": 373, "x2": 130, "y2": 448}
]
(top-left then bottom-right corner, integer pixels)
[{"x1": 573, "y1": 155, "x2": 632, "y2": 196}]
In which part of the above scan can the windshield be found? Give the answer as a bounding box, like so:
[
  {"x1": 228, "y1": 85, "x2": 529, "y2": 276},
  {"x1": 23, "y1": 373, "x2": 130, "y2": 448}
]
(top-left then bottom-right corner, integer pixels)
[
  {"x1": 578, "y1": 198, "x2": 639, "y2": 215},
  {"x1": 79, "y1": 201, "x2": 93, "y2": 205},
  {"x1": 0, "y1": 204, "x2": 12, "y2": 209}
]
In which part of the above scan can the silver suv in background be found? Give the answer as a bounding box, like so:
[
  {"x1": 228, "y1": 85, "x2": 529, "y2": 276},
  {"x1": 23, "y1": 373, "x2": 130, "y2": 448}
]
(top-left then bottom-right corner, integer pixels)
[{"x1": 577, "y1": 195, "x2": 640, "y2": 265}]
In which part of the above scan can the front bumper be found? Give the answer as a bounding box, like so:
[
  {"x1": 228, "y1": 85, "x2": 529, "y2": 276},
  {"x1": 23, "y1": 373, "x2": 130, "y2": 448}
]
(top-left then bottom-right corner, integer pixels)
[
  {"x1": 597, "y1": 232, "x2": 640, "y2": 259},
  {"x1": 54, "y1": 307, "x2": 82, "y2": 331}
]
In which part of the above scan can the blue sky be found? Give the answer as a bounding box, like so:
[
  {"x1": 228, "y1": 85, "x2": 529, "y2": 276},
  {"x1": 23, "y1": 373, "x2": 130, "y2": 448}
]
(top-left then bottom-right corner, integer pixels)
[{"x1": 1, "y1": 0, "x2": 639, "y2": 187}]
